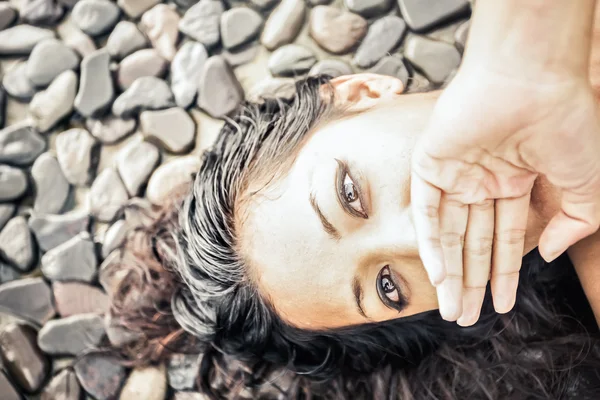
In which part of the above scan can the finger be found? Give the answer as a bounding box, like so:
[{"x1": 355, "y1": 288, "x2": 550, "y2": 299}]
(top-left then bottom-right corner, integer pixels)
[
  {"x1": 491, "y1": 194, "x2": 530, "y2": 314},
  {"x1": 437, "y1": 195, "x2": 468, "y2": 321},
  {"x1": 411, "y1": 171, "x2": 446, "y2": 285},
  {"x1": 457, "y1": 200, "x2": 494, "y2": 327}
]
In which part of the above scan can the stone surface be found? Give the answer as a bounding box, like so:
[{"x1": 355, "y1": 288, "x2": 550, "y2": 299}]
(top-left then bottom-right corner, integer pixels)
[
  {"x1": 268, "y1": 44, "x2": 317, "y2": 77},
  {"x1": 0, "y1": 278, "x2": 55, "y2": 324},
  {"x1": 58, "y1": 23, "x2": 97, "y2": 57},
  {"x1": 30, "y1": 70, "x2": 78, "y2": 133},
  {"x1": 309, "y1": 6, "x2": 367, "y2": 54},
  {"x1": 86, "y1": 116, "x2": 137, "y2": 144},
  {"x1": 247, "y1": 77, "x2": 296, "y2": 103},
  {"x1": 404, "y1": 36, "x2": 461, "y2": 85},
  {"x1": 0, "y1": 3, "x2": 17, "y2": 31},
  {"x1": 174, "y1": 393, "x2": 207, "y2": 400},
  {"x1": 106, "y1": 21, "x2": 148, "y2": 60},
  {"x1": 146, "y1": 156, "x2": 200, "y2": 205},
  {"x1": 0, "y1": 216, "x2": 36, "y2": 272},
  {"x1": 38, "y1": 314, "x2": 105, "y2": 356},
  {"x1": 20, "y1": 0, "x2": 65, "y2": 25},
  {"x1": 0, "y1": 165, "x2": 28, "y2": 202},
  {"x1": 29, "y1": 211, "x2": 90, "y2": 252},
  {"x1": 3, "y1": 62, "x2": 37, "y2": 101},
  {"x1": 118, "y1": 0, "x2": 160, "y2": 19},
  {"x1": 261, "y1": 0, "x2": 305, "y2": 51},
  {"x1": 53, "y1": 281, "x2": 110, "y2": 317},
  {"x1": 0, "y1": 204, "x2": 15, "y2": 231},
  {"x1": 220, "y1": 7, "x2": 263, "y2": 50},
  {"x1": 55, "y1": 128, "x2": 99, "y2": 186},
  {"x1": 250, "y1": 0, "x2": 279, "y2": 9},
  {"x1": 0, "y1": 323, "x2": 49, "y2": 393},
  {"x1": 119, "y1": 365, "x2": 167, "y2": 400},
  {"x1": 31, "y1": 152, "x2": 71, "y2": 214},
  {"x1": 116, "y1": 139, "x2": 161, "y2": 196},
  {"x1": 88, "y1": 168, "x2": 129, "y2": 222},
  {"x1": 141, "y1": 4, "x2": 180, "y2": 61},
  {"x1": 0, "y1": 124, "x2": 46, "y2": 166},
  {"x1": 74, "y1": 353, "x2": 126, "y2": 400},
  {"x1": 309, "y1": 59, "x2": 353, "y2": 77},
  {"x1": 0, "y1": 370, "x2": 20, "y2": 400},
  {"x1": 368, "y1": 55, "x2": 410, "y2": 88},
  {"x1": 344, "y1": 0, "x2": 391, "y2": 18},
  {"x1": 113, "y1": 76, "x2": 176, "y2": 118},
  {"x1": 42, "y1": 369, "x2": 81, "y2": 400},
  {"x1": 27, "y1": 39, "x2": 80, "y2": 88},
  {"x1": 101, "y1": 219, "x2": 127, "y2": 258},
  {"x1": 179, "y1": 0, "x2": 224, "y2": 48},
  {"x1": 455, "y1": 20, "x2": 469, "y2": 53},
  {"x1": 353, "y1": 15, "x2": 406, "y2": 68},
  {"x1": 118, "y1": 49, "x2": 168, "y2": 91},
  {"x1": 140, "y1": 108, "x2": 196, "y2": 154},
  {"x1": 222, "y1": 42, "x2": 260, "y2": 67},
  {"x1": 198, "y1": 56, "x2": 244, "y2": 118},
  {"x1": 104, "y1": 313, "x2": 143, "y2": 347},
  {"x1": 0, "y1": 88, "x2": 4, "y2": 129},
  {"x1": 41, "y1": 232, "x2": 98, "y2": 282},
  {"x1": 168, "y1": 353, "x2": 201, "y2": 391},
  {"x1": 171, "y1": 41, "x2": 209, "y2": 108},
  {"x1": 0, "y1": 25, "x2": 55, "y2": 55},
  {"x1": 0, "y1": 261, "x2": 21, "y2": 284},
  {"x1": 399, "y1": 0, "x2": 469, "y2": 32},
  {"x1": 72, "y1": 0, "x2": 121, "y2": 36},
  {"x1": 75, "y1": 49, "x2": 114, "y2": 118}
]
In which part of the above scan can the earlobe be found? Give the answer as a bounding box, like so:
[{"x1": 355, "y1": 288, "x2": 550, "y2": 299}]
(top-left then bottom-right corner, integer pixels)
[{"x1": 327, "y1": 73, "x2": 405, "y2": 111}]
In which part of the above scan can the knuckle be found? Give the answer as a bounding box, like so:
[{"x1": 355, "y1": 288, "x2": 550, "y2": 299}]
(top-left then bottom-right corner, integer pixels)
[
  {"x1": 495, "y1": 229, "x2": 526, "y2": 246},
  {"x1": 418, "y1": 205, "x2": 439, "y2": 220},
  {"x1": 473, "y1": 199, "x2": 495, "y2": 211},
  {"x1": 464, "y1": 237, "x2": 493, "y2": 257},
  {"x1": 440, "y1": 232, "x2": 465, "y2": 248}
]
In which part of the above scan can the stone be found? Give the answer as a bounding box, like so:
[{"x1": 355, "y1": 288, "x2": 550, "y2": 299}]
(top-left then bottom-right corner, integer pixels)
[
  {"x1": 57, "y1": 0, "x2": 81, "y2": 6},
  {"x1": 75, "y1": 49, "x2": 114, "y2": 118},
  {"x1": 174, "y1": 393, "x2": 207, "y2": 400},
  {"x1": 38, "y1": 314, "x2": 105, "y2": 356},
  {"x1": 222, "y1": 43, "x2": 260, "y2": 67},
  {"x1": 261, "y1": 0, "x2": 305, "y2": 51},
  {"x1": 0, "y1": 370, "x2": 20, "y2": 400},
  {"x1": 0, "y1": 124, "x2": 46, "y2": 166},
  {"x1": 0, "y1": 261, "x2": 21, "y2": 284},
  {"x1": 88, "y1": 168, "x2": 129, "y2": 222},
  {"x1": 344, "y1": 0, "x2": 391, "y2": 18},
  {"x1": 268, "y1": 44, "x2": 317, "y2": 77},
  {"x1": 398, "y1": 0, "x2": 469, "y2": 32},
  {"x1": 27, "y1": 39, "x2": 80, "y2": 88},
  {"x1": 0, "y1": 25, "x2": 55, "y2": 55},
  {"x1": 250, "y1": 0, "x2": 279, "y2": 10},
  {"x1": 119, "y1": 365, "x2": 167, "y2": 400},
  {"x1": 31, "y1": 152, "x2": 71, "y2": 214},
  {"x1": 0, "y1": 216, "x2": 35, "y2": 272},
  {"x1": 179, "y1": 1, "x2": 224, "y2": 47},
  {"x1": 146, "y1": 156, "x2": 200, "y2": 205},
  {"x1": 0, "y1": 88, "x2": 4, "y2": 129},
  {"x1": 57, "y1": 23, "x2": 97, "y2": 57},
  {"x1": 118, "y1": 49, "x2": 168, "y2": 91},
  {"x1": 0, "y1": 323, "x2": 49, "y2": 393},
  {"x1": 86, "y1": 116, "x2": 137, "y2": 144},
  {"x1": 112, "y1": 76, "x2": 176, "y2": 118},
  {"x1": 309, "y1": 59, "x2": 353, "y2": 77},
  {"x1": 168, "y1": 353, "x2": 201, "y2": 391},
  {"x1": 247, "y1": 77, "x2": 296, "y2": 103},
  {"x1": 0, "y1": 165, "x2": 28, "y2": 202},
  {"x1": 140, "y1": 108, "x2": 196, "y2": 154},
  {"x1": 106, "y1": 21, "x2": 148, "y2": 60},
  {"x1": 55, "y1": 128, "x2": 99, "y2": 186},
  {"x1": 0, "y1": 278, "x2": 55, "y2": 324},
  {"x1": 455, "y1": 20, "x2": 470, "y2": 53},
  {"x1": 42, "y1": 369, "x2": 81, "y2": 400},
  {"x1": 173, "y1": 0, "x2": 201, "y2": 10},
  {"x1": 353, "y1": 16, "x2": 406, "y2": 68},
  {"x1": 171, "y1": 41, "x2": 208, "y2": 109},
  {"x1": 198, "y1": 56, "x2": 244, "y2": 119},
  {"x1": 141, "y1": 4, "x2": 180, "y2": 61},
  {"x1": 0, "y1": 3, "x2": 17, "y2": 31},
  {"x1": 104, "y1": 313, "x2": 143, "y2": 347},
  {"x1": 20, "y1": 0, "x2": 64, "y2": 26},
  {"x1": 74, "y1": 353, "x2": 126, "y2": 400},
  {"x1": 0, "y1": 204, "x2": 15, "y2": 231},
  {"x1": 3, "y1": 62, "x2": 37, "y2": 101},
  {"x1": 41, "y1": 232, "x2": 98, "y2": 282},
  {"x1": 101, "y1": 220, "x2": 127, "y2": 258},
  {"x1": 72, "y1": 0, "x2": 121, "y2": 36},
  {"x1": 309, "y1": 6, "x2": 367, "y2": 54},
  {"x1": 116, "y1": 139, "x2": 161, "y2": 196},
  {"x1": 29, "y1": 211, "x2": 90, "y2": 252},
  {"x1": 404, "y1": 36, "x2": 461, "y2": 85},
  {"x1": 368, "y1": 56, "x2": 410, "y2": 88},
  {"x1": 29, "y1": 70, "x2": 78, "y2": 133},
  {"x1": 118, "y1": 0, "x2": 160, "y2": 19},
  {"x1": 53, "y1": 281, "x2": 109, "y2": 317},
  {"x1": 307, "y1": 0, "x2": 332, "y2": 5},
  {"x1": 220, "y1": 7, "x2": 263, "y2": 50}
]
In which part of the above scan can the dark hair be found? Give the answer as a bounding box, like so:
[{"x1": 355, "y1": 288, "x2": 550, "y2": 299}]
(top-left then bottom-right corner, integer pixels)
[{"x1": 104, "y1": 76, "x2": 600, "y2": 399}]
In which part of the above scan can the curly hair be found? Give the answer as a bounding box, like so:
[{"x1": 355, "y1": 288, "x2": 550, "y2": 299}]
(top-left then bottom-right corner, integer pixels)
[{"x1": 103, "y1": 76, "x2": 600, "y2": 400}]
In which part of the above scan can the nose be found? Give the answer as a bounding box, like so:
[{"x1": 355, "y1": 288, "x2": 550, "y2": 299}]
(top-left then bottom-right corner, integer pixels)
[{"x1": 362, "y1": 209, "x2": 419, "y2": 259}]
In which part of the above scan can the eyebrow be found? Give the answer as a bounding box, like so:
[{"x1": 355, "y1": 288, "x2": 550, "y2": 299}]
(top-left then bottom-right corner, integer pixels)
[
  {"x1": 309, "y1": 193, "x2": 341, "y2": 240},
  {"x1": 352, "y1": 276, "x2": 368, "y2": 319}
]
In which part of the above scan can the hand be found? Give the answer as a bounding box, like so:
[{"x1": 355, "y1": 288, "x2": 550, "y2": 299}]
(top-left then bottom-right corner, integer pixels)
[{"x1": 411, "y1": 63, "x2": 600, "y2": 326}]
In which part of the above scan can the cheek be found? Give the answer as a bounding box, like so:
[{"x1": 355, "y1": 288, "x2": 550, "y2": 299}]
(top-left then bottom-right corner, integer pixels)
[{"x1": 403, "y1": 260, "x2": 439, "y2": 313}]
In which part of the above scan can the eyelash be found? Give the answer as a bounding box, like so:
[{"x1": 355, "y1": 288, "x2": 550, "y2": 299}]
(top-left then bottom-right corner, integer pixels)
[
  {"x1": 335, "y1": 159, "x2": 368, "y2": 219},
  {"x1": 377, "y1": 266, "x2": 408, "y2": 312}
]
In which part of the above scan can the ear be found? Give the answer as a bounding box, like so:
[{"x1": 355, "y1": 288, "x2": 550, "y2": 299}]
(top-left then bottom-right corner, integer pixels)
[{"x1": 325, "y1": 73, "x2": 405, "y2": 112}]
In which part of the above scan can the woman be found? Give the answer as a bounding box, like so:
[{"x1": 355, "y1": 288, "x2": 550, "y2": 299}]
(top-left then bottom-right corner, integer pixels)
[{"x1": 102, "y1": 71, "x2": 600, "y2": 399}]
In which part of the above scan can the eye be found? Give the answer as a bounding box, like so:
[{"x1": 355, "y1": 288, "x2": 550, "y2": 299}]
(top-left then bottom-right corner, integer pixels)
[
  {"x1": 342, "y1": 173, "x2": 364, "y2": 213},
  {"x1": 376, "y1": 266, "x2": 408, "y2": 312},
  {"x1": 336, "y1": 159, "x2": 367, "y2": 219}
]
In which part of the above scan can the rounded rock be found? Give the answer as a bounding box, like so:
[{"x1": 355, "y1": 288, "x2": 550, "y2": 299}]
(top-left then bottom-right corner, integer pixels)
[
  {"x1": 58, "y1": 23, "x2": 97, "y2": 57},
  {"x1": 247, "y1": 77, "x2": 296, "y2": 103},
  {"x1": 0, "y1": 124, "x2": 46, "y2": 166},
  {"x1": 309, "y1": 6, "x2": 367, "y2": 54},
  {"x1": 398, "y1": 0, "x2": 470, "y2": 32},
  {"x1": 141, "y1": 4, "x2": 180, "y2": 61},
  {"x1": 344, "y1": 0, "x2": 391, "y2": 18},
  {"x1": 0, "y1": 204, "x2": 15, "y2": 231},
  {"x1": 41, "y1": 232, "x2": 98, "y2": 282},
  {"x1": 38, "y1": 314, "x2": 105, "y2": 356},
  {"x1": 118, "y1": 49, "x2": 168, "y2": 91},
  {"x1": 72, "y1": 0, "x2": 121, "y2": 37},
  {"x1": 0, "y1": 165, "x2": 28, "y2": 202},
  {"x1": 86, "y1": 116, "x2": 137, "y2": 144},
  {"x1": 404, "y1": 36, "x2": 461, "y2": 85},
  {"x1": 118, "y1": 0, "x2": 161, "y2": 19},
  {"x1": 74, "y1": 353, "x2": 126, "y2": 400},
  {"x1": 368, "y1": 56, "x2": 410, "y2": 88},
  {"x1": 112, "y1": 76, "x2": 176, "y2": 118},
  {"x1": 167, "y1": 353, "x2": 202, "y2": 391},
  {"x1": 179, "y1": 0, "x2": 224, "y2": 48},
  {"x1": 27, "y1": 39, "x2": 80, "y2": 88},
  {"x1": 88, "y1": 168, "x2": 129, "y2": 222},
  {"x1": 197, "y1": 56, "x2": 244, "y2": 118},
  {"x1": 0, "y1": 278, "x2": 55, "y2": 324},
  {"x1": 53, "y1": 281, "x2": 110, "y2": 317},
  {"x1": 146, "y1": 156, "x2": 200, "y2": 205},
  {"x1": 171, "y1": 41, "x2": 209, "y2": 108},
  {"x1": 41, "y1": 369, "x2": 81, "y2": 400},
  {"x1": 353, "y1": 15, "x2": 406, "y2": 68},
  {"x1": 0, "y1": 25, "x2": 55, "y2": 55},
  {"x1": 29, "y1": 211, "x2": 90, "y2": 252},
  {"x1": 32, "y1": 152, "x2": 71, "y2": 214},
  {"x1": 220, "y1": 7, "x2": 263, "y2": 50},
  {"x1": 309, "y1": 59, "x2": 353, "y2": 77},
  {"x1": 75, "y1": 49, "x2": 114, "y2": 118},
  {"x1": 140, "y1": 108, "x2": 196, "y2": 154},
  {"x1": 20, "y1": 0, "x2": 64, "y2": 25},
  {"x1": 119, "y1": 365, "x2": 167, "y2": 400},
  {"x1": 0, "y1": 4, "x2": 17, "y2": 31},
  {"x1": 261, "y1": 0, "x2": 306, "y2": 51},
  {"x1": 56, "y1": 128, "x2": 99, "y2": 186},
  {"x1": 268, "y1": 44, "x2": 317, "y2": 77},
  {"x1": 3, "y1": 62, "x2": 37, "y2": 101},
  {"x1": 106, "y1": 21, "x2": 148, "y2": 60},
  {"x1": 0, "y1": 216, "x2": 36, "y2": 271},
  {"x1": 29, "y1": 70, "x2": 78, "y2": 133},
  {"x1": 116, "y1": 139, "x2": 161, "y2": 196},
  {"x1": 455, "y1": 20, "x2": 470, "y2": 53},
  {"x1": 0, "y1": 370, "x2": 20, "y2": 400}
]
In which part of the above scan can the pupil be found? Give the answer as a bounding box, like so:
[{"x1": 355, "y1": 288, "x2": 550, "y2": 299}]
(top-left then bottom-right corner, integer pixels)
[
  {"x1": 382, "y1": 277, "x2": 394, "y2": 293},
  {"x1": 344, "y1": 183, "x2": 357, "y2": 202}
]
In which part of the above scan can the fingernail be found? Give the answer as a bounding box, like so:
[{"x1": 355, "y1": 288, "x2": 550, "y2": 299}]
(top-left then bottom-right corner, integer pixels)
[
  {"x1": 540, "y1": 239, "x2": 566, "y2": 263},
  {"x1": 437, "y1": 279, "x2": 462, "y2": 321},
  {"x1": 428, "y1": 264, "x2": 446, "y2": 287}
]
